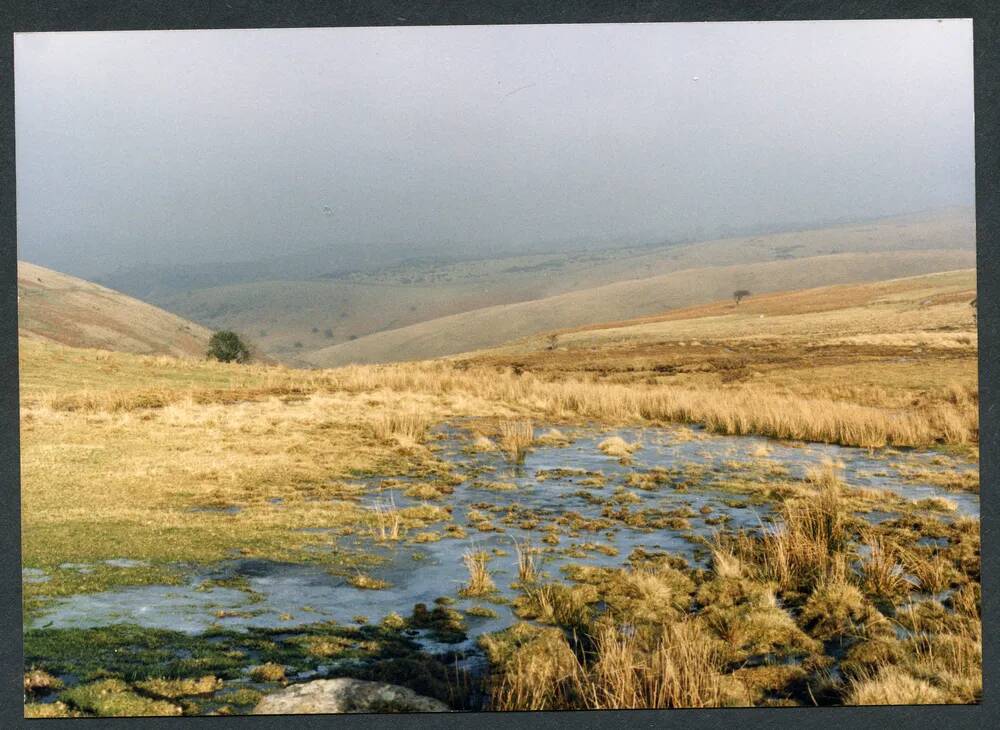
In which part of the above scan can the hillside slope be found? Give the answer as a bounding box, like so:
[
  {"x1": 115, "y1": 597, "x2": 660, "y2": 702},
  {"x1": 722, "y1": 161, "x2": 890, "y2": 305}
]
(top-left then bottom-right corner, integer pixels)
[
  {"x1": 17, "y1": 261, "x2": 213, "y2": 358},
  {"x1": 303, "y1": 249, "x2": 975, "y2": 366},
  {"x1": 147, "y1": 207, "x2": 973, "y2": 360},
  {"x1": 466, "y1": 268, "x2": 977, "y2": 369}
]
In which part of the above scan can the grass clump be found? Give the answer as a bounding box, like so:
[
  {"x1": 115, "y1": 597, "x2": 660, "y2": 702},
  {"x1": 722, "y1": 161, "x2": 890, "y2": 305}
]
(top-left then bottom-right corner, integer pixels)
[
  {"x1": 845, "y1": 666, "x2": 949, "y2": 705},
  {"x1": 470, "y1": 434, "x2": 497, "y2": 451},
  {"x1": 248, "y1": 662, "x2": 286, "y2": 683},
  {"x1": 349, "y1": 572, "x2": 390, "y2": 590},
  {"x1": 482, "y1": 619, "x2": 748, "y2": 710},
  {"x1": 369, "y1": 500, "x2": 404, "y2": 541},
  {"x1": 369, "y1": 412, "x2": 430, "y2": 447},
  {"x1": 459, "y1": 550, "x2": 496, "y2": 597},
  {"x1": 536, "y1": 428, "x2": 570, "y2": 446},
  {"x1": 515, "y1": 540, "x2": 539, "y2": 585},
  {"x1": 403, "y1": 484, "x2": 446, "y2": 500},
  {"x1": 859, "y1": 534, "x2": 912, "y2": 601},
  {"x1": 24, "y1": 668, "x2": 63, "y2": 695},
  {"x1": 134, "y1": 675, "x2": 223, "y2": 699},
  {"x1": 61, "y1": 679, "x2": 182, "y2": 717},
  {"x1": 498, "y1": 420, "x2": 534, "y2": 463},
  {"x1": 466, "y1": 605, "x2": 500, "y2": 619},
  {"x1": 412, "y1": 531, "x2": 443, "y2": 543},
  {"x1": 222, "y1": 687, "x2": 263, "y2": 706},
  {"x1": 24, "y1": 701, "x2": 82, "y2": 718},
  {"x1": 598, "y1": 436, "x2": 642, "y2": 462}
]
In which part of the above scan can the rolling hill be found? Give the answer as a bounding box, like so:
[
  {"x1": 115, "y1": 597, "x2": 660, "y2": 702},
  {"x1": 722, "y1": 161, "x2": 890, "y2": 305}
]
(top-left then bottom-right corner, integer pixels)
[
  {"x1": 138, "y1": 207, "x2": 973, "y2": 361},
  {"x1": 303, "y1": 249, "x2": 975, "y2": 367},
  {"x1": 464, "y1": 268, "x2": 977, "y2": 367},
  {"x1": 17, "y1": 261, "x2": 213, "y2": 358}
]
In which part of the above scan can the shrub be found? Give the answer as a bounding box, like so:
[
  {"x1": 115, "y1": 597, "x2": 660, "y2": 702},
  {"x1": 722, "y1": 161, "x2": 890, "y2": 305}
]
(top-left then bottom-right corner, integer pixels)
[{"x1": 206, "y1": 331, "x2": 251, "y2": 363}]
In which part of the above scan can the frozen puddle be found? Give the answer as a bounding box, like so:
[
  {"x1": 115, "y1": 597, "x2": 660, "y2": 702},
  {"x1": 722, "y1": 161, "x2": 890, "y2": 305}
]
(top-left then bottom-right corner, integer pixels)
[{"x1": 27, "y1": 422, "x2": 979, "y2": 654}]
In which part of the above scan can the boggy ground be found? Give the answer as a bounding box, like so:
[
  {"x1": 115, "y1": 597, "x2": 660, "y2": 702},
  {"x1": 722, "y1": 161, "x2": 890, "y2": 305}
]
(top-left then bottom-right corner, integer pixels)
[{"x1": 18, "y1": 276, "x2": 981, "y2": 716}]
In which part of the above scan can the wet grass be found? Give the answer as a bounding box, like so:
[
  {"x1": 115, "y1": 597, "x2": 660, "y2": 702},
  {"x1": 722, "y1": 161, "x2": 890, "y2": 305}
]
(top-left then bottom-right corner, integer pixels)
[
  {"x1": 19, "y1": 334, "x2": 980, "y2": 713},
  {"x1": 23, "y1": 606, "x2": 479, "y2": 716},
  {"x1": 478, "y1": 463, "x2": 981, "y2": 710}
]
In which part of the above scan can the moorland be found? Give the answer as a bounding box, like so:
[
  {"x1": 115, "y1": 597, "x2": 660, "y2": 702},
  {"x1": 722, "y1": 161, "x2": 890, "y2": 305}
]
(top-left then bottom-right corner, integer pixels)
[{"x1": 20, "y1": 267, "x2": 980, "y2": 715}]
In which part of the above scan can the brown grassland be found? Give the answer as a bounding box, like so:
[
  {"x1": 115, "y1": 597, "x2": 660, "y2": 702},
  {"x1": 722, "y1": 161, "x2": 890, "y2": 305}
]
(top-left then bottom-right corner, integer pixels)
[{"x1": 20, "y1": 270, "x2": 980, "y2": 714}]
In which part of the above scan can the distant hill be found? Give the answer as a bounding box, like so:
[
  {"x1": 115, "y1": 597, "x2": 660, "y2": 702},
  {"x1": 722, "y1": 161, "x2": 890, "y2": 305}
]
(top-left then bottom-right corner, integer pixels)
[
  {"x1": 303, "y1": 249, "x2": 975, "y2": 366},
  {"x1": 465, "y1": 268, "x2": 978, "y2": 367},
  {"x1": 17, "y1": 261, "x2": 213, "y2": 358},
  {"x1": 121, "y1": 207, "x2": 974, "y2": 362}
]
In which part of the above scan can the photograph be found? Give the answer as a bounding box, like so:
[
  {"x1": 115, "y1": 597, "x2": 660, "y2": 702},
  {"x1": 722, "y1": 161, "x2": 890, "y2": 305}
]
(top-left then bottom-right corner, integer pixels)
[{"x1": 14, "y1": 19, "x2": 981, "y2": 717}]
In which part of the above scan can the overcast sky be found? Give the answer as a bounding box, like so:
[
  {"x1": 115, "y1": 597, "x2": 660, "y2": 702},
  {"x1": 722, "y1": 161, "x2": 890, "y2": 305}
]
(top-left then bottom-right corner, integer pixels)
[{"x1": 15, "y1": 20, "x2": 974, "y2": 279}]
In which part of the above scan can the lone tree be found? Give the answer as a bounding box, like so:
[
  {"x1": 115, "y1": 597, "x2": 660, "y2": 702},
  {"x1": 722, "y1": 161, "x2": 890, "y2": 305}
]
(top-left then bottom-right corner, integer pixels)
[
  {"x1": 207, "y1": 330, "x2": 251, "y2": 363},
  {"x1": 546, "y1": 334, "x2": 558, "y2": 351},
  {"x1": 733, "y1": 289, "x2": 752, "y2": 306}
]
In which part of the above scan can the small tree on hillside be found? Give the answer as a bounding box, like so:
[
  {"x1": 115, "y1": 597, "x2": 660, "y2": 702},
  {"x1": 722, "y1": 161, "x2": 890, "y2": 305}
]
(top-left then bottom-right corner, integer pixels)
[
  {"x1": 733, "y1": 289, "x2": 752, "y2": 306},
  {"x1": 207, "y1": 330, "x2": 251, "y2": 363}
]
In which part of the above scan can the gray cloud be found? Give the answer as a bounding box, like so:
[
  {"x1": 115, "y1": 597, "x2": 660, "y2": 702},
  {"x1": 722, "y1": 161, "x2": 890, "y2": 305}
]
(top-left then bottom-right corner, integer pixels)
[{"x1": 15, "y1": 20, "x2": 974, "y2": 279}]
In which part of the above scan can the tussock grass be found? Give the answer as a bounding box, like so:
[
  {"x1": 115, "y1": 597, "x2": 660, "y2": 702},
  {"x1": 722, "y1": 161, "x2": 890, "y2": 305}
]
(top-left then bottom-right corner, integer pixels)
[
  {"x1": 369, "y1": 500, "x2": 404, "y2": 542},
  {"x1": 900, "y1": 552, "x2": 955, "y2": 595},
  {"x1": 348, "y1": 572, "x2": 390, "y2": 590},
  {"x1": 60, "y1": 679, "x2": 183, "y2": 717},
  {"x1": 734, "y1": 481, "x2": 849, "y2": 592},
  {"x1": 515, "y1": 582, "x2": 596, "y2": 628},
  {"x1": 483, "y1": 620, "x2": 748, "y2": 710},
  {"x1": 471, "y1": 434, "x2": 497, "y2": 451},
  {"x1": 248, "y1": 662, "x2": 286, "y2": 683},
  {"x1": 459, "y1": 550, "x2": 495, "y2": 597},
  {"x1": 514, "y1": 540, "x2": 539, "y2": 585},
  {"x1": 859, "y1": 534, "x2": 912, "y2": 599},
  {"x1": 24, "y1": 668, "x2": 63, "y2": 694},
  {"x1": 369, "y1": 411, "x2": 430, "y2": 447},
  {"x1": 134, "y1": 676, "x2": 222, "y2": 699},
  {"x1": 845, "y1": 666, "x2": 948, "y2": 705},
  {"x1": 536, "y1": 428, "x2": 570, "y2": 446},
  {"x1": 22, "y1": 337, "x2": 977, "y2": 449},
  {"x1": 498, "y1": 420, "x2": 534, "y2": 463},
  {"x1": 598, "y1": 436, "x2": 642, "y2": 461}
]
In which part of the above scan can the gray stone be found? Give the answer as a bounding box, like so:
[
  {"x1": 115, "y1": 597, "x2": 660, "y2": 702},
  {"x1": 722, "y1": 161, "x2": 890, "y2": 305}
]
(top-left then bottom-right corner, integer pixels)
[{"x1": 252, "y1": 678, "x2": 450, "y2": 714}]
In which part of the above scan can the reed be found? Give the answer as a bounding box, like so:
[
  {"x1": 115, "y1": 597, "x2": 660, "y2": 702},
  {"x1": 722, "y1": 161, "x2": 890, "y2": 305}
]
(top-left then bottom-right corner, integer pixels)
[
  {"x1": 498, "y1": 420, "x2": 534, "y2": 463},
  {"x1": 460, "y1": 550, "x2": 495, "y2": 597}
]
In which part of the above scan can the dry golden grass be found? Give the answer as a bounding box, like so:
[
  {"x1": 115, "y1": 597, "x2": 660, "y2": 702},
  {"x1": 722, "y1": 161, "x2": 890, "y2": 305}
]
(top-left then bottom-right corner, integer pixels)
[
  {"x1": 348, "y1": 572, "x2": 390, "y2": 590},
  {"x1": 20, "y1": 331, "x2": 977, "y2": 453},
  {"x1": 598, "y1": 436, "x2": 642, "y2": 461},
  {"x1": 471, "y1": 434, "x2": 497, "y2": 451},
  {"x1": 17, "y1": 260, "x2": 212, "y2": 358},
  {"x1": 248, "y1": 663, "x2": 286, "y2": 683},
  {"x1": 460, "y1": 550, "x2": 496, "y2": 597},
  {"x1": 24, "y1": 668, "x2": 63, "y2": 694},
  {"x1": 734, "y1": 480, "x2": 849, "y2": 592},
  {"x1": 581, "y1": 621, "x2": 748, "y2": 709},
  {"x1": 859, "y1": 534, "x2": 912, "y2": 600},
  {"x1": 485, "y1": 619, "x2": 749, "y2": 711},
  {"x1": 483, "y1": 460, "x2": 981, "y2": 711},
  {"x1": 514, "y1": 541, "x2": 539, "y2": 585},
  {"x1": 17, "y1": 267, "x2": 982, "y2": 713},
  {"x1": 369, "y1": 411, "x2": 431, "y2": 450},
  {"x1": 845, "y1": 666, "x2": 949, "y2": 705},
  {"x1": 369, "y1": 500, "x2": 403, "y2": 541},
  {"x1": 498, "y1": 420, "x2": 534, "y2": 463}
]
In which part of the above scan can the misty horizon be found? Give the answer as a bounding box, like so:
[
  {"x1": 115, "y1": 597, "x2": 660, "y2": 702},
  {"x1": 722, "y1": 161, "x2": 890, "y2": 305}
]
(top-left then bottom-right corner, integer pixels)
[{"x1": 15, "y1": 20, "x2": 974, "y2": 283}]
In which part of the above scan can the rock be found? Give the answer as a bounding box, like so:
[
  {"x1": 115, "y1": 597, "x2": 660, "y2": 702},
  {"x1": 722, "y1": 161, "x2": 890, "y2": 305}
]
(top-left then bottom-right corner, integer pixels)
[{"x1": 252, "y1": 678, "x2": 450, "y2": 714}]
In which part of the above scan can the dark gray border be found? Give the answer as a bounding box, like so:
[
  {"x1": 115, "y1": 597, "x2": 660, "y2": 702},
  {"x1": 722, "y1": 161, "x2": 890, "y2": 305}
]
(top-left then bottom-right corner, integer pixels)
[{"x1": 1, "y1": 2, "x2": 996, "y2": 728}]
